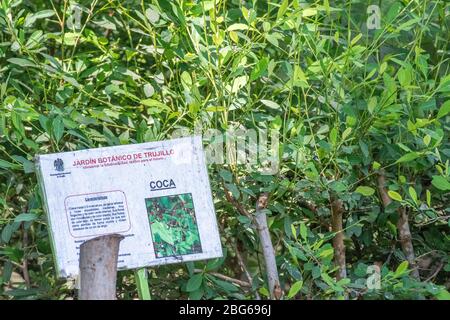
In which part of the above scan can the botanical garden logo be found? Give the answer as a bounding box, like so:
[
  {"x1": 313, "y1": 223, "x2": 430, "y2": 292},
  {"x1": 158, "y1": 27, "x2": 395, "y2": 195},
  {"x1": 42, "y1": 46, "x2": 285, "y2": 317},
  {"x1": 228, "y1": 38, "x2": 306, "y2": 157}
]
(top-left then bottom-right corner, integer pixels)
[{"x1": 53, "y1": 158, "x2": 64, "y2": 172}]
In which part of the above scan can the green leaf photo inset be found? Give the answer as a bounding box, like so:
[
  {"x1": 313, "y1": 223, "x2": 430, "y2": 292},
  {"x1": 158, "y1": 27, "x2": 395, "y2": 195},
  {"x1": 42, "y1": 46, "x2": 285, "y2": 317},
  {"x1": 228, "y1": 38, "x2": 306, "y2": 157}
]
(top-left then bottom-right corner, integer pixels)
[{"x1": 146, "y1": 193, "x2": 202, "y2": 258}]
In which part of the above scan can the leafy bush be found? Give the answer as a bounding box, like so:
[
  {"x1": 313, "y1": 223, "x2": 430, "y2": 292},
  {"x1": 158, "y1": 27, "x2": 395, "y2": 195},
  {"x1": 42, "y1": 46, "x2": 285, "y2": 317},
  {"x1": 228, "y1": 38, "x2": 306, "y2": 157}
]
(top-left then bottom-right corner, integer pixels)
[{"x1": 0, "y1": 0, "x2": 449, "y2": 300}]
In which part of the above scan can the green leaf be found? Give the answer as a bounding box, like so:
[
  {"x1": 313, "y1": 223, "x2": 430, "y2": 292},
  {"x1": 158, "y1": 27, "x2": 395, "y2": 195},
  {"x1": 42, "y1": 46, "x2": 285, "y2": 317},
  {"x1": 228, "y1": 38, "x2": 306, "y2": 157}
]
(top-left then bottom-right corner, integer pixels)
[
  {"x1": 250, "y1": 57, "x2": 269, "y2": 81},
  {"x1": 329, "y1": 127, "x2": 338, "y2": 145},
  {"x1": 0, "y1": 160, "x2": 20, "y2": 170},
  {"x1": 388, "y1": 190, "x2": 403, "y2": 202},
  {"x1": 225, "y1": 183, "x2": 240, "y2": 199},
  {"x1": 394, "y1": 261, "x2": 408, "y2": 277},
  {"x1": 299, "y1": 223, "x2": 307, "y2": 240},
  {"x1": 219, "y1": 169, "x2": 233, "y2": 182},
  {"x1": 261, "y1": 99, "x2": 280, "y2": 109},
  {"x1": 52, "y1": 116, "x2": 65, "y2": 143},
  {"x1": 302, "y1": 8, "x2": 318, "y2": 17},
  {"x1": 437, "y1": 100, "x2": 450, "y2": 119},
  {"x1": 141, "y1": 99, "x2": 171, "y2": 111},
  {"x1": 277, "y1": 0, "x2": 289, "y2": 20},
  {"x1": 145, "y1": 8, "x2": 160, "y2": 24},
  {"x1": 143, "y1": 83, "x2": 154, "y2": 97},
  {"x1": 291, "y1": 224, "x2": 297, "y2": 240},
  {"x1": 318, "y1": 248, "x2": 334, "y2": 259},
  {"x1": 180, "y1": 71, "x2": 192, "y2": 88},
  {"x1": 231, "y1": 75, "x2": 248, "y2": 93},
  {"x1": 355, "y1": 186, "x2": 375, "y2": 196},
  {"x1": 119, "y1": 130, "x2": 129, "y2": 144},
  {"x1": 226, "y1": 23, "x2": 249, "y2": 31},
  {"x1": 211, "y1": 277, "x2": 239, "y2": 292},
  {"x1": 436, "y1": 289, "x2": 450, "y2": 300},
  {"x1": 342, "y1": 127, "x2": 352, "y2": 140},
  {"x1": 7, "y1": 58, "x2": 36, "y2": 68},
  {"x1": 11, "y1": 112, "x2": 25, "y2": 137},
  {"x1": 438, "y1": 74, "x2": 450, "y2": 92},
  {"x1": 372, "y1": 161, "x2": 381, "y2": 170},
  {"x1": 408, "y1": 187, "x2": 418, "y2": 205},
  {"x1": 186, "y1": 273, "x2": 203, "y2": 292},
  {"x1": 386, "y1": 222, "x2": 399, "y2": 241},
  {"x1": 229, "y1": 30, "x2": 239, "y2": 43},
  {"x1": 398, "y1": 66, "x2": 412, "y2": 87},
  {"x1": 188, "y1": 288, "x2": 204, "y2": 300},
  {"x1": 24, "y1": 10, "x2": 55, "y2": 27},
  {"x1": 351, "y1": 34, "x2": 362, "y2": 46},
  {"x1": 397, "y1": 18, "x2": 421, "y2": 31},
  {"x1": 368, "y1": 96, "x2": 377, "y2": 114},
  {"x1": 385, "y1": 1, "x2": 402, "y2": 23},
  {"x1": 60, "y1": 32, "x2": 83, "y2": 46},
  {"x1": 1, "y1": 224, "x2": 14, "y2": 243},
  {"x1": 423, "y1": 135, "x2": 431, "y2": 146},
  {"x1": 2, "y1": 260, "x2": 12, "y2": 284},
  {"x1": 330, "y1": 181, "x2": 347, "y2": 193},
  {"x1": 292, "y1": 65, "x2": 308, "y2": 87},
  {"x1": 321, "y1": 272, "x2": 334, "y2": 286},
  {"x1": 14, "y1": 213, "x2": 37, "y2": 223},
  {"x1": 287, "y1": 280, "x2": 303, "y2": 298},
  {"x1": 92, "y1": 18, "x2": 116, "y2": 30},
  {"x1": 169, "y1": 1, "x2": 186, "y2": 27},
  {"x1": 395, "y1": 152, "x2": 420, "y2": 163},
  {"x1": 63, "y1": 75, "x2": 81, "y2": 88},
  {"x1": 431, "y1": 176, "x2": 450, "y2": 191},
  {"x1": 259, "y1": 287, "x2": 270, "y2": 297}
]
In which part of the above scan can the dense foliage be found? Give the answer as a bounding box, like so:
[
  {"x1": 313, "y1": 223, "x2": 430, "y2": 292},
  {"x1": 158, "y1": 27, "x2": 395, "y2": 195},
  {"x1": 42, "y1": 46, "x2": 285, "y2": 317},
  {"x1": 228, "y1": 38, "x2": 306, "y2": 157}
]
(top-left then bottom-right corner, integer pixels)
[{"x1": 0, "y1": 0, "x2": 449, "y2": 300}]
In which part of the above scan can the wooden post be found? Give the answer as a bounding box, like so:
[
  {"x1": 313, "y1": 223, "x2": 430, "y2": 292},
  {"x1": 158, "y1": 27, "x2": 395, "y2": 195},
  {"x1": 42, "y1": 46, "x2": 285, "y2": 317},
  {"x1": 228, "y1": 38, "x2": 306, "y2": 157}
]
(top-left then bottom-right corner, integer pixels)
[
  {"x1": 254, "y1": 193, "x2": 282, "y2": 300},
  {"x1": 79, "y1": 234, "x2": 124, "y2": 300}
]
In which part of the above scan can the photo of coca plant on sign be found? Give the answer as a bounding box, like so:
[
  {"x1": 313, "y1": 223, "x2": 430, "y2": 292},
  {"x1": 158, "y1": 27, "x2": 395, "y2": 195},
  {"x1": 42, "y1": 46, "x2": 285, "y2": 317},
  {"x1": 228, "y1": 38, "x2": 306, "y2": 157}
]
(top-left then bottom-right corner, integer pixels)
[{"x1": 146, "y1": 193, "x2": 202, "y2": 258}]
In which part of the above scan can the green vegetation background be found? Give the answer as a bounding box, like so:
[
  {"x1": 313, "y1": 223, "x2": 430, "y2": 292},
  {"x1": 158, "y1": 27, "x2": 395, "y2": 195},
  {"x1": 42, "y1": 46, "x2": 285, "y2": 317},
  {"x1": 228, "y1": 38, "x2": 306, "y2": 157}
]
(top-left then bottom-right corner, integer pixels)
[{"x1": 0, "y1": 0, "x2": 449, "y2": 299}]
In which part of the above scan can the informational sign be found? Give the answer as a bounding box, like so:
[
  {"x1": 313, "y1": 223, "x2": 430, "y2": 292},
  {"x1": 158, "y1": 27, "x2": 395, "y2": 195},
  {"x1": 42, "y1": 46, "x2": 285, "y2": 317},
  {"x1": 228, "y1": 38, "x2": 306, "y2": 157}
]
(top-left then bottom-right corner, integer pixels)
[{"x1": 35, "y1": 136, "x2": 222, "y2": 278}]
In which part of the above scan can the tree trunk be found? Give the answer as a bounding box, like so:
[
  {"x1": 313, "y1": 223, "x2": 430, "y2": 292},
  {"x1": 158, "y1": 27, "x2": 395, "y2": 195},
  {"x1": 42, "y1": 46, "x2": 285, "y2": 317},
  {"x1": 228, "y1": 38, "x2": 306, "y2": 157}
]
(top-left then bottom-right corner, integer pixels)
[
  {"x1": 254, "y1": 193, "x2": 283, "y2": 300},
  {"x1": 331, "y1": 198, "x2": 347, "y2": 281},
  {"x1": 397, "y1": 207, "x2": 420, "y2": 279},
  {"x1": 79, "y1": 234, "x2": 124, "y2": 300},
  {"x1": 224, "y1": 187, "x2": 283, "y2": 299},
  {"x1": 377, "y1": 171, "x2": 420, "y2": 280}
]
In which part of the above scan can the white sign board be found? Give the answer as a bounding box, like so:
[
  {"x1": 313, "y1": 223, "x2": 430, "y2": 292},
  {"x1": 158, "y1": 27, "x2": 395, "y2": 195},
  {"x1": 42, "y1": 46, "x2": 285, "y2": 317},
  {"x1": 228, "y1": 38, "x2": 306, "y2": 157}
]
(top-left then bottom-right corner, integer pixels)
[{"x1": 35, "y1": 136, "x2": 222, "y2": 278}]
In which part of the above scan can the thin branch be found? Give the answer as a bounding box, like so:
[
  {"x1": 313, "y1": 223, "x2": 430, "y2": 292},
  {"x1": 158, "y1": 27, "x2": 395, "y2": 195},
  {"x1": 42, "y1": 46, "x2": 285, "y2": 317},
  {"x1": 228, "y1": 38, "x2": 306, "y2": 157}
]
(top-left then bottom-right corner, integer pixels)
[
  {"x1": 194, "y1": 269, "x2": 251, "y2": 287},
  {"x1": 223, "y1": 185, "x2": 252, "y2": 218},
  {"x1": 235, "y1": 243, "x2": 261, "y2": 300},
  {"x1": 424, "y1": 262, "x2": 444, "y2": 283}
]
